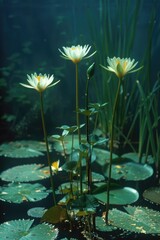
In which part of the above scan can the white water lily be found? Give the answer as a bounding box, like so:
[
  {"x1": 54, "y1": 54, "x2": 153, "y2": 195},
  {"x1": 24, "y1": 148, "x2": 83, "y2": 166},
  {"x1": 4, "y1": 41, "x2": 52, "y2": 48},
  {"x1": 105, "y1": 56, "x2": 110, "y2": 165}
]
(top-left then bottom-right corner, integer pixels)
[
  {"x1": 101, "y1": 57, "x2": 142, "y2": 78},
  {"x1": 20, "y1": 73, "x2": 60, "y2": 92},
  {"x1": 51, "y1": 160, "x2": 62, "y2": 173},
  {"x1": 58, "y1": 45, "x2": 96, "y2": 63}
]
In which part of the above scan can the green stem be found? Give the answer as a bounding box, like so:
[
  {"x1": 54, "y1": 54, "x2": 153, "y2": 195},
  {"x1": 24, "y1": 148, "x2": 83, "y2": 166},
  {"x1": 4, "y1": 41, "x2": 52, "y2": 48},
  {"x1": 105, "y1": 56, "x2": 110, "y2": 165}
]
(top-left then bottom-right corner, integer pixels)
[
  {"x1": 105, "y1": 77, "x2": 122, "y2": 223},
  {"x1": 75, "y1": 63, "x2": 82, "y2": 195},
  {"x1": 40, "y1": 92, "x2": 56, "y2": 206},
  {"x1": 75, "y1": 63, "x2": 81, "y2": 143},
  {"x1": 85, "y1": 75, "x2": 92, "y2": 193}
]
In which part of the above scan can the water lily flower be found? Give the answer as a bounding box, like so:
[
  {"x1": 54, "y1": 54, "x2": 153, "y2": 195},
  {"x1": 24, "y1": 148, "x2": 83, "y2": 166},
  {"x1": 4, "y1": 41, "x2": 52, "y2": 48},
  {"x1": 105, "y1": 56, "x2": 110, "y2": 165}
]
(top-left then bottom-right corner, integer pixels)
[
  {"x1": 101, "y1": 57, "x2": 142, "y2": 78},
  {"x1": 58, "y1": 45, "x2": 96, "y2": 63},
  {"x1": 51, "y1": 160, "x2": 62, "y2": 173},
  {"x1": 20, "y1": 73, "x2": 60, "y2": 92}
]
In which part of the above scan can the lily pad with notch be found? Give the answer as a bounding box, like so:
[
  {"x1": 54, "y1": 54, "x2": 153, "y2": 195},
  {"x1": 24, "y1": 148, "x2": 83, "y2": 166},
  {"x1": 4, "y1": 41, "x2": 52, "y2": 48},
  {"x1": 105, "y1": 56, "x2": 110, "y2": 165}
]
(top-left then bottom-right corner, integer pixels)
[
  {"x1": 0, "y1": 164, "x2": 50, "y2": 182},
  {"x1": 0, "y1": 219, "x2": 58, "y2": 240},
  {"x1": 0, "y1": 182, "x2": 49, "y2": 203}
]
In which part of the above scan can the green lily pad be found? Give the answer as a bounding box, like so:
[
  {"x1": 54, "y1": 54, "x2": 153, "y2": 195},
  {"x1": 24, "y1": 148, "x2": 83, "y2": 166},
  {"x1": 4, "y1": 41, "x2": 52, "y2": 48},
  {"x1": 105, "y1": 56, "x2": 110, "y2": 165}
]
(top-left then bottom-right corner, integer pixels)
[
  {"x1": 41, "y1": 205, "x2": 68, "y2": 224},
  {"x1": 103, "y1": 162, "x2": 153, "y2": 181},
  {"x1": 82, "y1": 172, "x2": 105, "y2": 182},
  {"x1": 53, "y1": 135, "x2": 86, "y2": 154},
  {"x1": 0, "y1": 219, "x2": 58, "y2": 240},
  {"x1": 56, "y1": 182, "x2": 88, "y2": 195},
  {"x1": 122, "y1": 152, "x2": 154, "y2": 164},
  {"x1": 0, "y1": 164, "x2": 50, "y2": 182},
  {"x1": 27, "y1": 207, "x2": 47, "y2": 218},
  {"x1": 94, "y1": 148, "x2": 118, "y2": 166},
  {"x1": 95, "y1": 216, "x2": 117, "y2": 232},
  {"x1": 0, "y1": 140, "x2": 49, "y2": 158},
  {"x1": 0, "y1": 182, "x2": 49, "y2": 203},
  {"x1": 94, "y1": 185, "x2": 139, "y2": 205},
  {"x1": 143, "y1": 186, "x2": 160, "y2": 204},
  {"x1": 109, "y1": 206, "x2": 160, "y2": 234}
]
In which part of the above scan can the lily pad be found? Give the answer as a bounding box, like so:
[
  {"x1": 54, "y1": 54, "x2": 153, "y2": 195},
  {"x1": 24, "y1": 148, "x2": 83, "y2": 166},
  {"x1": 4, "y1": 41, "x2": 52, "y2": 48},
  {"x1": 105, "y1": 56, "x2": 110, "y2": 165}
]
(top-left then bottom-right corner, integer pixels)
[
  {"x1": 53, "y1": 135, "x2": 86, "y2": 154},
  {"x1": 0, "y1": 164, "x2": 50, "y2": 182},
  {"x1": 0, "y1": 182, "x2": 49, "y2": 203},
  {"x1": 122, "y1": 152, "x2": 154, "y2": 164},
  {"x1": 27, "y1": 207, "x2": 47, "y2": 218},
  {"x1": 94, "y1": 148, "x2": 118, "y2": 166},
  {"x1": 0, "y1": 140, "x2": 48, "y2": 158},
  {"x1": 95, "y1": 216, "x2": 117, "y2": 232},
  {"x1": 94, "y1": 185, "x2": 139, "y2": 205},
  {"x1": 143, "y1": 186, "x2": 160, "y2": 204},
  {"x1": 103, "y1": 162, "x2": 153, "y2": 181},
  {"x1": 109, "y1": 206, "x2": 160, "y2": 234},
  {"x1": 0, "y1": 219, "x2": 58, "y2": 240},
  {"x1": 41, "y1": 205, "x2": 68, "y2": 224},
  {"x1": 82, "y1": 172, "x2": 105, "y2": 182},
  {"x1": 56, "y1": 182, "x2": 88, "y2": 195}
]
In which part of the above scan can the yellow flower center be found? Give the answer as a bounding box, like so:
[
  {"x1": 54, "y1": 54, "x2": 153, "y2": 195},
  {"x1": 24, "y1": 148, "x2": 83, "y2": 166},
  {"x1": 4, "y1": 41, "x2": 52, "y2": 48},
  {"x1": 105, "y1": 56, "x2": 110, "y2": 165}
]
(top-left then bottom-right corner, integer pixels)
[{"x1": 36, "y1": 76, "x2": 41, "y2": 81}]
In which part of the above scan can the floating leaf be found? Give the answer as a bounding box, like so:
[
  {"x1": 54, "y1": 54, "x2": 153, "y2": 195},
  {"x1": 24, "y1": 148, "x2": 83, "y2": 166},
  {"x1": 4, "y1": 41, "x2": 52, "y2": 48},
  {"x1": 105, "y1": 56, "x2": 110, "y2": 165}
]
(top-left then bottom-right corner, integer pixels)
[
  {"x1": 94, "y1": 148, "x2": 118, "y2": 166},
  {"x1": 0, "y1": 219, "x2": 58, "y2": 240},
  {"x1": 95, "y1": 216, "x2": 117, "y2": 232},
  {"x1": 70, "y1": 194, "x2": 99, "y2": 210},
  {"x1": 27, "y1": 207, "x2": 47, "y2": 218},
  {"x1": 82, "y1": 172, "x2": 105, "y2": 182},
  {"x1": 41, "y1": 205, "x2": 68, "y2": 224},
  {"x1": 94, "y1": 185, "x2": 139, "y2": 205},
  {"x1": 0, "y1": 164, "x2": 50, "y2": 182},
  {"x1": 103, "y1": 162, "x2": 153, "y2": 181},
  {"x1": 0, "y1": 182, "x2": 49, "y2": 203},
  {"x1": 53, "y1": 135, "x2": 86, "y2": 154},
  {"x1": 109, "y1": 206, "x2": 160, "y2": 234},
  {"x1": 122, "y1": 152, "x2": 154, "y2": 164},
  {"x1": 0, "y1": 140, "x2": 50, "y2": 158},
  {"x1": 143, "y1": 186, "x2": 160, "y2": 204},
  {"x1": 56, "y1": 182, "x2": 87, "y2": 195}
]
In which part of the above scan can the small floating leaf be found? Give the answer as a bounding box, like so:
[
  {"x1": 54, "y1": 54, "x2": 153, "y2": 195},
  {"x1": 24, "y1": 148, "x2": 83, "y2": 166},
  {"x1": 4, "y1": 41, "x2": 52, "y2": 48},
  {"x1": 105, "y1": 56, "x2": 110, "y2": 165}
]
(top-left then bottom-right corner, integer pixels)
[
  {"x1": 0, "y1": 219, "x2": 58, "y2": 240},
  {"x1": 143, "y1": 186, "x2": 160, "y2": 204},
  {"x1": 27, "y1": 207, "x2": 47, "y2": 218},
  {"x1": 0, "y1": 182, "x2": 49, "y2": 203},
  {"x1": 0, "y1": 164, "x2": 49, "y2": 182},
  {"x1": 41, "y1": 205, "x2": 68, "y2": 224}
]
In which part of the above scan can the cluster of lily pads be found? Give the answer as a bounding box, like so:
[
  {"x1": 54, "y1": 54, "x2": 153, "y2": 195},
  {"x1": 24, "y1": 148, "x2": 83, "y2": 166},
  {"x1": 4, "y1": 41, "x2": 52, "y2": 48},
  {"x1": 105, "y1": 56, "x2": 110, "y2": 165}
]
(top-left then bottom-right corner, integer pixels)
[{"x1": 0, "y1": 44, "x2": 160, "y2": 239}]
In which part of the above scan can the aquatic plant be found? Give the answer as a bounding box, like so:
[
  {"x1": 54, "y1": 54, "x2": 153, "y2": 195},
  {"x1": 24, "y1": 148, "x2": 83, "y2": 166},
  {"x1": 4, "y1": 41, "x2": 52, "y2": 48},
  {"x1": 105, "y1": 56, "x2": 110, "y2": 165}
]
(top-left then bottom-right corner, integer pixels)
[
  {"x1": 20, "y1": 73, "x2": 60, "y2": 206},
  {"x1": 101, "y1": 56, "x2": 142, "y2": 223}
]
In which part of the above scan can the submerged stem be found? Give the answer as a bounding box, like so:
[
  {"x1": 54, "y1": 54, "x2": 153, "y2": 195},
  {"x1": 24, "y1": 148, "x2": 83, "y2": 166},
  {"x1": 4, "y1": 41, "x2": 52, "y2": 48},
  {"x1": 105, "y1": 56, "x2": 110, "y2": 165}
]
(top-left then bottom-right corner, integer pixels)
[
  {"x1": 105, "y1": 77, "x2": 122, "y2": 223},
  {"x1": 40, "y1": 92, "x2": 56, "y2": 206}
]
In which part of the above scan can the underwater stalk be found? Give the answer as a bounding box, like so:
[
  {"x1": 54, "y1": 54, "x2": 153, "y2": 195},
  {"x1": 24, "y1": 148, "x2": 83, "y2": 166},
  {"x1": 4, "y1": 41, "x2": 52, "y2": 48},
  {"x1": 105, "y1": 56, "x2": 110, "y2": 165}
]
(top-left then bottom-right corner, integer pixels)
[
  {"x1": 40, "y1": 92, "x2": 56, "y2": 206},
  {"x1": 105, "y1": 77, "x2": 122, "y2": 223}
]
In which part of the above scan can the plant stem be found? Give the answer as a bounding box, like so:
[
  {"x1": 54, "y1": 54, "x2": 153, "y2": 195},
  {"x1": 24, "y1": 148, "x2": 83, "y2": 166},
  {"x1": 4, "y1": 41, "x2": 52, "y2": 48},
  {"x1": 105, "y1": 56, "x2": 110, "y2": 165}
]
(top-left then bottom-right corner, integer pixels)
[
  {"x1": 75, "y1": 63, "x2": 82, "y2": 195},
  {"x1": 85, "y1": 75, "x2": 92, "y2": 193},
  {"x1": 75, "y1": 63, "x2": 81, "y2": 143},
  {"x1": 105, "y1": 77, "x2": 122, "y2": 223},
  {"x1": 40, "y1": 92, "x2": 56, "y2": 206}
]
